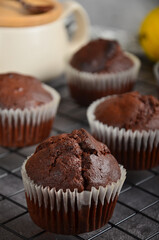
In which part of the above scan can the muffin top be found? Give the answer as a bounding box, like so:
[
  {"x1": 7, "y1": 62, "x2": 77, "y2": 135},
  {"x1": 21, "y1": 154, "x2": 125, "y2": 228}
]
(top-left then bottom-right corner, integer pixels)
[
  {"x1": 0, "y1": 73, "x2": 53, "y2": 110},
  {"x1": 95, "y1": 91, "x2": 159, "y2": 131},
  {"x1": 70, "y1": 38, "x2": 133, "y2": 74},
  {"x1": 26, "y1": 128, "x2": 121, "y2": 192}
]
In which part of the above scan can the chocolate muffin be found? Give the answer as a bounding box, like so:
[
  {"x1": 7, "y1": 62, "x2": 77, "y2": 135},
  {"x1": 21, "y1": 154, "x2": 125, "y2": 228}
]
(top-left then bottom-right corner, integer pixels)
[
  {"x1": 0, "y1": 73, "x2": 52, "y2": 109},
  {"x1": 71, "y1": 39, "x2": 133, "y2": 73},
  {"x1": 87, "y1": 92, "x2": 159, "y2": 170},
  {"x1": 22, "y1": 129, "x2": 126, "y2": 235},
  {"x1": 66, "y1": 38, "x2": 141, "y2": 106},
  {"x1": 0, "y1": 72, "x2": 60, "y2": 147},
  {"x1": 95, "y1": 91, "x2": 159, "y2": 131}
]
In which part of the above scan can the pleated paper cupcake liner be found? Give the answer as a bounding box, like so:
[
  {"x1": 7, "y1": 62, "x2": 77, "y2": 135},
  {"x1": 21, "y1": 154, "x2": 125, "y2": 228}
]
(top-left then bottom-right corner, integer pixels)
[
  {"x1": 154, "y1": 62, "x2": 159, "y2": 85},
  {"x1": 87, "y1": 96, "x2": 159, "y2": 170},
  {"x1": 21, "y1": 158, "x2": 126, "y2": 235},
  {"x1": 0, "y1": 85, "x2": 60, "y2": 147},
  {"x1": 66, "y1": 52, "x2": 141, "y2": 105}
]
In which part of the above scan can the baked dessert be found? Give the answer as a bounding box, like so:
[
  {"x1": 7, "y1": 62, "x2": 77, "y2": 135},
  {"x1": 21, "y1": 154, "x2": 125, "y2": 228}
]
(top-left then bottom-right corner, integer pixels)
[
  {"x1": 0, "y1": 72, "x2": 60, "y2": 147},
  {"x1": 66, "y1": 38, "x2": 141, "y2": 106},
  {"x1": 21, "y1": 128, "x2": 126, "y2": 234},
  {"x1": 95, "y1": 91, "x2": 159, "y2": 131},
  {"x1": 71, "y1": 39, "x2": 133, "y2": 73},
  {"x1": 87, "y1": 91, "x2": 159, "y2": 170}
]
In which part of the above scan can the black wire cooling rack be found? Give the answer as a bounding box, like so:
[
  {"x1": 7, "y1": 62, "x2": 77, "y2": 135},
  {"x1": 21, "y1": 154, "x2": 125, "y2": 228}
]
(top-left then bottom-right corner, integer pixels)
[{"x1": 0, "y1": 56, "x2": 159, "y2": 240}]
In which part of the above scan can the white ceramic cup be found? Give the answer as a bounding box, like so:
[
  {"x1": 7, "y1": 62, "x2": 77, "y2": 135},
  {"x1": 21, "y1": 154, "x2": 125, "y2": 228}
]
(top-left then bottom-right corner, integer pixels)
[{"x1": 0, "y1": 1, "x2": 89, "y2": 81}]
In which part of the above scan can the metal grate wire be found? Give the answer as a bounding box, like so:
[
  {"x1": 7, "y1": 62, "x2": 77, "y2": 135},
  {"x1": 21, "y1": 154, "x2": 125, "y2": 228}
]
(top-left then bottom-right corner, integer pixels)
[{"x1": 0, "y1": 56, "x2": 159, "y2": 240}]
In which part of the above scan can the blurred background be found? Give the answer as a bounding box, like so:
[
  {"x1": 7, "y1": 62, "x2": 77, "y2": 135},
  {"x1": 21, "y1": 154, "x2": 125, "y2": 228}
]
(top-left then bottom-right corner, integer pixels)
[{"x1": 61, "y1": 0, "x2": 158, "y2": 34}]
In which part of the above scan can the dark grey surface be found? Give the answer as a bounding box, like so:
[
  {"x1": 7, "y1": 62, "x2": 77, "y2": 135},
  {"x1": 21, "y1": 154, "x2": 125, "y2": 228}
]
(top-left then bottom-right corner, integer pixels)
[
  {"x1": 0, "y1": 199, "x2": 25, "y2": 224},
  {"x1": 119, "y1": 214, "x2": 159, "y2": 239},
  {"x1": 0, "y1": 227, "x2": 22, "y2": 240},
  {"x1": 0, "y1": 55, "x2": 159, "y2": 239}
]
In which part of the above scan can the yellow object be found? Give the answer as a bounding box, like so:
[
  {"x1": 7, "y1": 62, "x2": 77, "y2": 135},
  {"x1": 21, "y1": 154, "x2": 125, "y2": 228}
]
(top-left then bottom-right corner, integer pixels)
[{"x1": 139, "y1": 7, "x2": 159, "y2": 61}]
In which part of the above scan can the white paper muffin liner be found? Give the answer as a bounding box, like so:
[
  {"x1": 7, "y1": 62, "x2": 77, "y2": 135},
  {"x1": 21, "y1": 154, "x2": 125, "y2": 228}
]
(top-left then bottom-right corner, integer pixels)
[
  {"x1": 154, "y1": 61, "x2": 159, "y2": 85},
  {"x1": 66, "y1": 52, "x2": 141, "y2": 91},
  {"x1": 0, "y1": 84, "x2": 60, "y2": 147},
  {"x1": 0, "y1": 85, "x2": 60, "y2": 126},
  {"x1": 87, "y1": 95, "x2": 159, "y2": 169},
  {"x1": 21, "y1": 157, "x2": 126, "y2": 212}
]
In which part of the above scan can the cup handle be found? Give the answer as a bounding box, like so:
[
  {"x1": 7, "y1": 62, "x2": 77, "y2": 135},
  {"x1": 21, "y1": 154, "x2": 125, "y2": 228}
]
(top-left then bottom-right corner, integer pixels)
[{"x1": 62, "y1": 1, "x2": 90, "y2": 57}]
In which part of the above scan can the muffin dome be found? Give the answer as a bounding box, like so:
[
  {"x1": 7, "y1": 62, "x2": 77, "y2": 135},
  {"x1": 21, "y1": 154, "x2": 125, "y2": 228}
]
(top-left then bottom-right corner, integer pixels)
[
  {"x1": 26, "y1": 128, "x2": 121, "y2": 192},
  {"x1": 0, "y1": 72, "x2": 52, "y2": 110},
  {"x1": 66, "y1": 38, "x2": 140, "y2": 106},
  {"x1": 95, "y1": 91, "x2": 159, "y2": 131},
  {"x1": 0, "y1": 72, "x2": 60, "y2": 147},
  {"x1": 70, "y1": 38, "x2": 134, "y2": 73}
]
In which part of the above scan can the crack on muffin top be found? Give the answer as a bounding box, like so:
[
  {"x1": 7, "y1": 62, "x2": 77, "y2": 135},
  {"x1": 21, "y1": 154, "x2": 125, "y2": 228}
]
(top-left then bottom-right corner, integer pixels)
[
  {"x1": 70, "y1": 38, "x2": 133, "y2": 74},
  {"x1": 95, "y1": 91, "x2": 159, "y2": 131},
  {"x1": 26, "y1": 128, "x2": 121, "y2": 192}
]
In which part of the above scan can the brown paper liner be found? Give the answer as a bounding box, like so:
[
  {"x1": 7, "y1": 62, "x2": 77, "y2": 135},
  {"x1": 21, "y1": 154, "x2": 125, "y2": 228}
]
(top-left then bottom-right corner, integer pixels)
[
  {"x1": 0, "y1": 118, "x2": 53, "y2": 148},
  {"x1": 87, "y1": 96, "x2": 159, "y2": 170},
  {"x1": 26, "y1": 193, "x2": 118, "y2": 235},
  {"x1": 22, "y1": 157, "x2": 126, "y2": 235},
  {"x1": 66, "y1": 52, "x2": 141, "y2": 106},
  {"x1": 0, "y1": 85, "x2": 60, "y2": 148},
  {"x1": 94, "y1": 133, "x2": 159, "y2": 170},
  {"x1": 69, "y1": 82, "x2": 134, "y2": 106}
]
